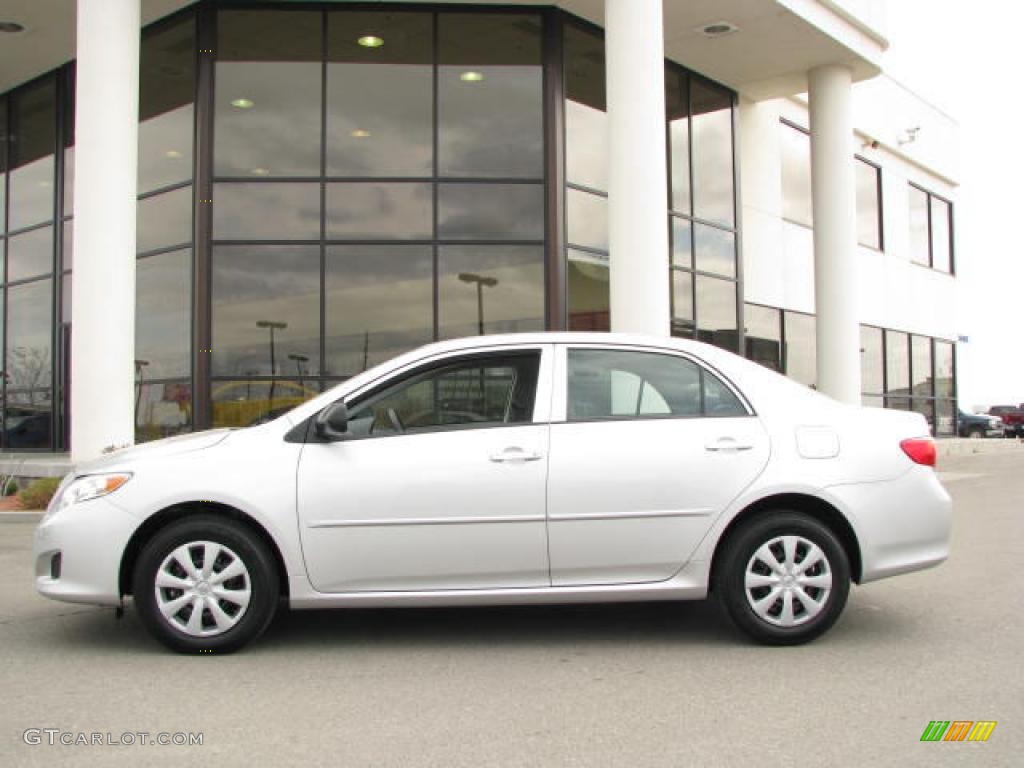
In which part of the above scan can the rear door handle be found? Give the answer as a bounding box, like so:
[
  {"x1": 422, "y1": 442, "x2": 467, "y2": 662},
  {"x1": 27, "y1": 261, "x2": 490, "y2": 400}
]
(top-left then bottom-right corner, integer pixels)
[
  {"x1": 705, "y1": 437, "x2": 754, "y2": 453},
  {"x1": 490, "y1": 447, "x2": 543, "y2": 463}
]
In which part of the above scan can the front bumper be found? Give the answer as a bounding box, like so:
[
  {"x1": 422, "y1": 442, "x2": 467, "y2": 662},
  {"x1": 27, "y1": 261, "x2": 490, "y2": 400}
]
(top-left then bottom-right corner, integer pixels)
[
  {"x1": 827, "y1": 465, "x2": 952, "y2": 584},
  {"x1": 34, "y1": 498, "x2": 139, "y2": 606}
]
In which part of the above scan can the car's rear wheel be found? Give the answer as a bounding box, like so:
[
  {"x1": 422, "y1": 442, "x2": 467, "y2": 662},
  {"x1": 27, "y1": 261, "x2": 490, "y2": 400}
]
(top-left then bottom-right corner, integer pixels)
[
  {"x1": 716, "y1": 512, "x2": 850, "y2": 645},
  {"x1": 132, "y1": 515, "x2": 279, "y2": 654}
]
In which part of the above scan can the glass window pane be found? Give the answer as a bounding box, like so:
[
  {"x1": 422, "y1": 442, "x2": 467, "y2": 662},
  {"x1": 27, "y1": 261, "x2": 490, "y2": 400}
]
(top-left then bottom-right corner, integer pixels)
[
  {"x1": 9, "y1": 78, "x2": 56, "y2": 231},
  {"x1": 139, "y1": 16, "x2": 195, "y2": 193},
  {"x1": 6, "y1": 279, "x2": 53, "y2": 449},
  {"x1": 931, "y1": 197, "x2": 951, "y2": 273},
  {"x1": 667, "y1": 67, "x2": 690, "y2": 215},
  {"x1": 690, "y1": 81, "x2": 734, "y2": 227},
  {"x1": 860, "y1": 325, "x2": 884, "y2": 395},
  {"x1": 671, "y1": 217, "x2": 692, "y2": 269},
  {"x1": 136, "y1": 380, "x2": 192, "y2": 443},
  {"x1": 347, "y1": 353, "x2": 539, "y2": 436},
  {"x1": 781, "y1": 122, "x2": 812, "y2": 227},
  {"x1": 438, "y1": 183, "x2": 543, "y2": 240},
  {"x1": 138, "y1": 186, "x2": 192, "y2": 254},
  {"x1": 566, "y1": 188, "x2": 607, "y2": 252},
  {"x1": 703, "y1": 372, "x2": 746, "y2": 417},
  {"x1": 212, "y1": 379, "x2": 320, "y2": 429},
  {"x1": 694, "y1": 223, "x2": 735, "y2": 278},
  {"x1": 912, "y1": 399, "x2": 935, "y2": 435},
  {"x1": 935, "y1": 399, "x2": 954, "y2": 437},
  {"x1": 136, "y1": 248, "x2": 191, "y2": 379},
  {"x1": 564, "y1": 24, "x2": 607, "y2": 191},
  {"x1": 326, "y1": 182, "x2": 432, "y2": 240},
  {"x1": 672, "y1": 270, "x2": 693, "y2": 327},
  {"x1": 744, "y1": 304, "x2": 782, "y2": 372},
  {"x1": 211, "y1": 245, "x2": 320, "y2": 376},
  {"x1": 215, "y1": 10, "x2": 322, "y2": 177},
  {"x1": 567, "y1": 251, "x2": 609, "y2": 332},
  {"x1": 855, "y1": 159, "x2": 881, "y2": 249},
  {"x1": 7, "y1": 226, "x2": 53, "y2": 283},
  {"x1": 325, "y1": 245, "x2": 433, "y2": 378},
  {"x1": 213, "y1": 183, "x2": 321, "y2": 240},
  {"x1": 911, "y1": 335, "x2": 933, "y2": 397},
  {"x1": 567, "y1": 349, "x2": 702, "y2": 420},
  {"x1": 885, "y1": 330, "x2": 910, "y2": 396},
  {"x1": 438, "y1": 245, "x2": 544, "y2": 338},
  {"x1": 935, "y1": 341, "x2": 954, "y2": 399},
  {"x1": 438, "y1": 14, "x2": 543, "y2": 178},
  {"x1": 908, "y1": 186, "x2": 930, "y2": 266},
  {"x1": 784, "y1": 311, "x2": 816, "y2": 389},
  {"x1": 695, "y1": 275, "x2": 737, "y2": 351},
  {"x1": 4, "y1": 390, "x2": 52, "y2": 450},
  {"x1": 326, "y1": 11, "x2": 433, "y2": 177}
]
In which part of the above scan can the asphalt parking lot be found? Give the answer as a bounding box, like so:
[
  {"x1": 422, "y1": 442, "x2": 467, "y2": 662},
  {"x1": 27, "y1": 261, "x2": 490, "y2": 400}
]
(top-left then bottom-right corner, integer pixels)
[{"x1": 1, "y1": 450, "x2": 1021, "y2": 767}]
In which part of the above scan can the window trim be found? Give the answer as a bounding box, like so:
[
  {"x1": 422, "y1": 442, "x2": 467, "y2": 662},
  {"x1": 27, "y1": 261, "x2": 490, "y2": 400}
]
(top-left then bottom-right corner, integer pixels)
[
  {"x1": 854, "y1": 154, "x2": 884, "y2": 252},
  {"x1": 908, "y1": 181, "x2": 954, "y2": 274}
]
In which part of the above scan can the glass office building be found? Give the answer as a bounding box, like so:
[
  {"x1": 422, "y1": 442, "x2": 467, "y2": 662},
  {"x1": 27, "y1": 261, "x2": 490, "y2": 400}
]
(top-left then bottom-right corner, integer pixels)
[{"x1": 0, "y1": 1, "x2": 959, "y2": 455}]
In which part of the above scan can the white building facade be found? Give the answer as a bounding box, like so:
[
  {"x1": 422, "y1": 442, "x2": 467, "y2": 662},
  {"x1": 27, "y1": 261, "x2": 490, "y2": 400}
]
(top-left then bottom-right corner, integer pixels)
[{"x1": 0, "y1": 0, "x2": 958, "y2": 462}]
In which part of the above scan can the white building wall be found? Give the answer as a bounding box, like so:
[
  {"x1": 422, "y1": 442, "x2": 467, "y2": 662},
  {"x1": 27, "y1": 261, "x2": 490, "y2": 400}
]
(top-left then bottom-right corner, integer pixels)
[{"x1": 739, "y1": 90, "x2": 958, "y2": 343}]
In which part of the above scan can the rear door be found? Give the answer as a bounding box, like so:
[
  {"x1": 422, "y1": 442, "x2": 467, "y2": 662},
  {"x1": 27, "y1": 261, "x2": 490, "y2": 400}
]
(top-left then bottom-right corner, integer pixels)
[{"x1": 546, "y1": 345, "x2": 769, "y2": 586}]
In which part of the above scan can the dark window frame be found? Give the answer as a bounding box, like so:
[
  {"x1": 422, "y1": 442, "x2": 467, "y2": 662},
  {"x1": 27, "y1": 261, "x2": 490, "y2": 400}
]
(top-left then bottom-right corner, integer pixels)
[
  {"x1": 854, "y1": 155, "x2": 884, "y2": 251},
  {"x1": 908, "y1": 181, "x2": 955, "y2": 274}
]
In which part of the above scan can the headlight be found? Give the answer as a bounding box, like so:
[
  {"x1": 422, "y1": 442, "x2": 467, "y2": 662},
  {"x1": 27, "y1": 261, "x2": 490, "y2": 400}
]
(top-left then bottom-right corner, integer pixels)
[{"x1": 48, "y1": 473, "x2": 133, "y2": 516}]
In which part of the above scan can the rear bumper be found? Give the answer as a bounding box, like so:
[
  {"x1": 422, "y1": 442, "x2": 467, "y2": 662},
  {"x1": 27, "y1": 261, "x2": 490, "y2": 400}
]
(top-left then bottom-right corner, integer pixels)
[
  {"x1": 33, "y1": 499, "x2": 139, "y2": 606},
  {"x1": 827, "y1": 466, "x2": 952, "y2": 583}
]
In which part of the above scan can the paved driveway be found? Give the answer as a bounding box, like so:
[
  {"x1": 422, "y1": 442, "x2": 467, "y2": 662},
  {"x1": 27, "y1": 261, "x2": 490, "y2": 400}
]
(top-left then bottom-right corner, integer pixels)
[{"x1": 1, "y1": 451, "x2": 1021, "y2": 767}]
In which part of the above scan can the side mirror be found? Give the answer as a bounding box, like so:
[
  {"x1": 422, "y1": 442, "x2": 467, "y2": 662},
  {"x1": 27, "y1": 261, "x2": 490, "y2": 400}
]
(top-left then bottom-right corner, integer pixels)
[{"x1": 314, "y1": 401, "x2": 349, "y2": 442}]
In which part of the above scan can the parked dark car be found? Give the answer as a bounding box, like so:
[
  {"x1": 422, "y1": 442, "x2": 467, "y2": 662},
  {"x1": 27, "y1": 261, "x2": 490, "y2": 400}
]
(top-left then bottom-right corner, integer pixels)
[
  {"x1": 958, "y1": 410, "x2": 1004, "y2": 439},
  {"x1": 987, "y1": 405, "x2": 1024, "y2": 437}
]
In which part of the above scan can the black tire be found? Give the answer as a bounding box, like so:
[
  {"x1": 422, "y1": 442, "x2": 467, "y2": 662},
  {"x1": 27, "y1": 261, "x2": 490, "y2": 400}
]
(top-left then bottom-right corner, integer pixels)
[
  {"x1": 967, "y1": 427, "x2": 984, "y2": 439},
  {"x1": 132, "y1": 515, "x2": 279, "y2": 654},
  {"x1": 715, "y1": 512, "x2": 850, "y2": 645}
]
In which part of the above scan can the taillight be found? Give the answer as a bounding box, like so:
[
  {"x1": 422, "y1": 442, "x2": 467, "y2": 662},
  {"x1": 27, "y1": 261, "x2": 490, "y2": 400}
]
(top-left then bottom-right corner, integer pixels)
[{"x1": 900, "y1": 437, "x2": 936, "y2": 467}]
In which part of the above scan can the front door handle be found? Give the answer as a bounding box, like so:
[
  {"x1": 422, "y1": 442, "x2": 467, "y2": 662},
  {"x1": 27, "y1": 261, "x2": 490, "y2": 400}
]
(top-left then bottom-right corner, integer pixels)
[
  {"x1": 490, "y1": 447, "x2": 543, "y2": 463},
  {"x1": 705, "y1": 437, "x2": 754, "y2": 453}
]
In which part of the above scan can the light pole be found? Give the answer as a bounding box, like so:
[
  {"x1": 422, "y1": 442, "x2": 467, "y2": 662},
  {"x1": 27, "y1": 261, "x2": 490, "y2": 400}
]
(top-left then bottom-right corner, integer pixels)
[
  {"x1": 256, "y1": 320, "x2": 287, "y2": 409},
  {"x1": 458, "y1": 272, "x2": 498, "y2": 336}
]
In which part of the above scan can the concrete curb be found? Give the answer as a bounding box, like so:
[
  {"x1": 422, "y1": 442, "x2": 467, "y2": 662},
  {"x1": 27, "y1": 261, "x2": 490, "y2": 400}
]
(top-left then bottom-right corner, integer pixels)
[{"x1": 0, "y1": 511, "x2": 43, "y2": 523}]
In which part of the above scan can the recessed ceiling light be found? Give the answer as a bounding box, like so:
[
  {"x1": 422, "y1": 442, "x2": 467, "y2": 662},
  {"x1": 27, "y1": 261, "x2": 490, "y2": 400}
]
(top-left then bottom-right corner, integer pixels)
[
  {"x1": 0, "y1": 21, "x2": 25, "y2": 34},
  {"x1": 350, "y1": 129, "x2": 371, "y2": 139},
  {"x1": 230, "y1": 98, "x2": 254, "y2": 109},
  {"x1": 460, "y1": 71, "x2": 485, "y2": 83},
  {"x1": 250, "y1": 167, "x2": 270, "y2": 176},
  {"x1": 697, "y1": 21, "x2": 739, "y2": 38},
  {"x1": 165, "y1": 150, "x2": 182, "y2": 159},
  {"x1": 358, "y1": 35, "x2": 384, "y2": 48}
]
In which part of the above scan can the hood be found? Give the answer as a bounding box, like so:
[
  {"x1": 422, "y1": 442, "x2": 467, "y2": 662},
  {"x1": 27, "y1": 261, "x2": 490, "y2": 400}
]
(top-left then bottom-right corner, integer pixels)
[{"x1": 72, "y1": 429, "x2": 235, "y2": 475}]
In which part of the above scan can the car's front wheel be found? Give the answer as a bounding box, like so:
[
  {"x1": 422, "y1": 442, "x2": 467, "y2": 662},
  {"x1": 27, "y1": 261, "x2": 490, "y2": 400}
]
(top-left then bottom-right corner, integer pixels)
[
  {"x1": 716, "y1": 512, "x2": 850, "y2": 645},
  {"x1": 132, "y1": 515, "x2": 279, "y2": 654}
]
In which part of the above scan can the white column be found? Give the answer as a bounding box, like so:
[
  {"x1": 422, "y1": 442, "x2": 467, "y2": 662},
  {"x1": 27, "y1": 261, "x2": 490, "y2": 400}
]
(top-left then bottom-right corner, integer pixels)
[
  {"x1": 808, "y1": 64, "x2": 861, "y2": 404},
  {"x1": 71, "y1": 0, "x2": 140, "y2": 461},
  {"x1": 605, "y1": 0, "x2": 669, "y2": 335}
]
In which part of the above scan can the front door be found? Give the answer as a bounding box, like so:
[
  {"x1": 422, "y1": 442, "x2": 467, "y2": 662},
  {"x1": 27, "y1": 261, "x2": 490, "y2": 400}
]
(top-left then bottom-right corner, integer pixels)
[{"x1": 297, "y1": 346, "x2": 552, "y2": 592}]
